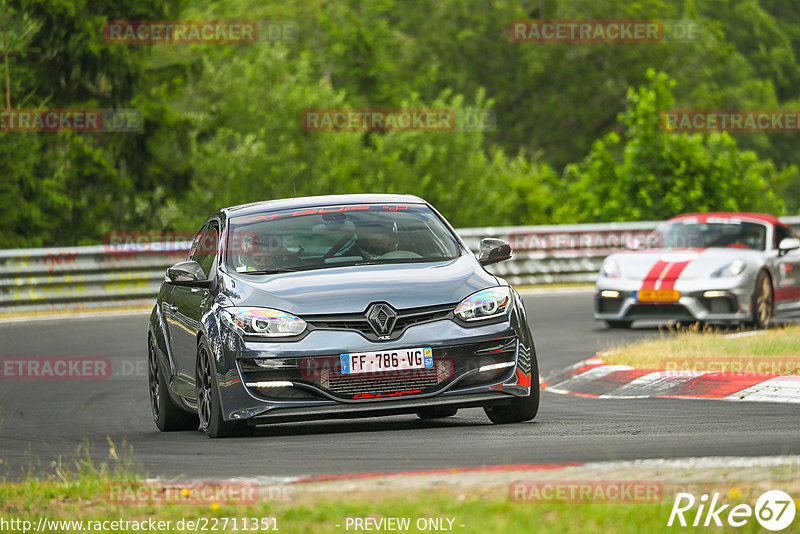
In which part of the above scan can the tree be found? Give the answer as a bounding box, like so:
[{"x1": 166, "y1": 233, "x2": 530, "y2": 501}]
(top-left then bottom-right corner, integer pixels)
[{"x1": 557, "y1": 70, "x2": 793, "y2": 222}]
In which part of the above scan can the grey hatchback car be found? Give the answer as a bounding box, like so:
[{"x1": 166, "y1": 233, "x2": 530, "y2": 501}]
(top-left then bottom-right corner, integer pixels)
[{"x1": 147, "y1": 194, "x2": 539, "y2": 437}]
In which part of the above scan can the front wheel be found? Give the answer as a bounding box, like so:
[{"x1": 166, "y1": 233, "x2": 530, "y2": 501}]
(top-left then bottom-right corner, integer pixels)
[
  {"x1": 484, "y1": 383, "x2": 539, "y2": 424},
  {"x1": 751, "y1": 270, "x2": 774, "y2": 329},
  {"x1": 484, "y1": 357, "x2": 540, "y2": 425},
  {"x1": 196, "y1": 340, "x2": 253, "y2": 438}
]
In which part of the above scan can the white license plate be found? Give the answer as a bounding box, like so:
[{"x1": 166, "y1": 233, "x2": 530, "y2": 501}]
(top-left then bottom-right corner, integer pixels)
[{"x1": 340, "y1": 347, "x2": 433, "y2": 375}]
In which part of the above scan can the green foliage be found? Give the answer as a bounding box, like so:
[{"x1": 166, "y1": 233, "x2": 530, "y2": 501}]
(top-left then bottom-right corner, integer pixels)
[
  {"x1": 558, "y1": 70, "x2": 794, "y2": 222},
  {"x1": 1, "y1": 0, "x2": 800, "y2": 247}
]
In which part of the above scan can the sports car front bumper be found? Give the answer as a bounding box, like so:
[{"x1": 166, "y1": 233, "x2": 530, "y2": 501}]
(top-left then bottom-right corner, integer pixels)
[
  {"x1": 212, "y1": 317, "x2": 534, "y2": 423},
  {"x1": 594, "y1": 274, "x2": 757, "y2": 324}
]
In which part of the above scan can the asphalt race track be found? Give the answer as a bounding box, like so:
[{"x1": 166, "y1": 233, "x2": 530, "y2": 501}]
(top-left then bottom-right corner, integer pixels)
[{"x1": 1, "y1": 290, "x2": 799, "y2": 480}]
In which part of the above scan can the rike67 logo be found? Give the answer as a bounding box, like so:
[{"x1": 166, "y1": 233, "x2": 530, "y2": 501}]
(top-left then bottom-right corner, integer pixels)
[{"x1": 668, "y1": 490, "x2": 796, "y2": 531}]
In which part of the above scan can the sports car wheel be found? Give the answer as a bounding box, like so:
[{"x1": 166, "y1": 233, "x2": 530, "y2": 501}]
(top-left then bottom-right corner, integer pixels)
[
  {"x1": 196, "y1": 340, "x2": 253, "y2": 438},
  {"x1": 752, "y1": 270, "x2": 773, "y2": 329},
  {"x1": 484, "y1": 384, "x2": 539, "y2": 424},
  {"x1": 148, "y1": 337, "x2": 198, "y2": 431},
  {"x1": 416, "y1": 406, "x2": 458, "y2": 419},
  {"x1": 484, "y1": 358, "x2": 540, "y2": 424},
  {"x1": 605, "y1": 320, "x2": 632, "y2": 329}
]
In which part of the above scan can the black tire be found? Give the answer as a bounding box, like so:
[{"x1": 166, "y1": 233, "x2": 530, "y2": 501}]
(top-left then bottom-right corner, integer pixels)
[
  {"x1": 148, "y1": 336, "x2": 198, "y2": 431},
  {"x1": 484, "y1": 360, "x2": 540, "y2": 424},
  {"x1": 416, "y1": 406, "x2": 458, "y2": 419},
  {"x1": 751, "y1": 270, "x2": 774, "y2": 329},
  {"x1": 605, "y1": 320, "x2": 632, "y2": 329},
  {"x1": 196, "y1": 339, "x2": 254, "y2": 438}
]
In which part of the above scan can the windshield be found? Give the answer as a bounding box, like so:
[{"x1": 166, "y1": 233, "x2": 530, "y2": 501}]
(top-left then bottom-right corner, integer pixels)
[
  {"x1": 647, "y1": 219, "x2": 768, "y2": 251},
  {"x1": 225, "y1": 204, "x2": 462, "y2": 273}
]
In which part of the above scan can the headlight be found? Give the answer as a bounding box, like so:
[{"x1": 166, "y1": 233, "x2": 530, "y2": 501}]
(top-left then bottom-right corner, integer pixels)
[
  {"x1": 711, "y1": 259, "x2": 747, "y2": 278},
  {"x1": 601, "y1": 257, "x2": 620, "y2": 278},
  {"x1": 455, "y1": 287, "x2": 511, "y2": 322},
  {"x1": 222, "y1": 307, "x2": 306, "y2": 337}
]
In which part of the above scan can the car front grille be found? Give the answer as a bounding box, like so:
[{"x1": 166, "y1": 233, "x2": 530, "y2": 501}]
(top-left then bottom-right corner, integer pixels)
[
  {"x1": 303, "y1": 303, "x2": 455, "y2": 341},
  {"x1": 323, "y1": 362, "x2": 446, "y2": 396},
  {"x1": 625, "y1": 304, "x2": 695, "y2": 321}
]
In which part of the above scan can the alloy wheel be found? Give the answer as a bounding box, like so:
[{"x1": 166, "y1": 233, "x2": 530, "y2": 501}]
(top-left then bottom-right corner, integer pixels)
[
  {"x1": 148, "y1": 340, "x2": 160, "y2": 420},
  {"x1": 196, "y1": 346, "x2": 213, "y2": 429},
  {"x1": 756, "y1": 274, "x2": 773, "y2": 327}
]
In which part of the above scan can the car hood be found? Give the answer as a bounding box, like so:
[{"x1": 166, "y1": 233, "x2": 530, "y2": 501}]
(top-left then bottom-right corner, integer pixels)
[
  {"x1": 223, "y1": 255, "x2": 498, "y2": 314},
  {"x1": 609, "y1": 248, "x2": 761, "y2": 281}
]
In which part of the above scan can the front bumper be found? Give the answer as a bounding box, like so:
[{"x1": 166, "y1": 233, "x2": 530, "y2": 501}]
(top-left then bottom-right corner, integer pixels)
[
  {"x1": 594, "y1": 274, "x2": 756, "y2": 324},
  {"x1": 212, "y1": 317, "x2": 533, "y2": 423}
]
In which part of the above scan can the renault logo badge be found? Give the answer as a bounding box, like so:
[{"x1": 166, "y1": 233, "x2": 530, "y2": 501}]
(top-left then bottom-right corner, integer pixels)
[{"x1": 366, "y1": 303, "x2": 397, "y2": 336}]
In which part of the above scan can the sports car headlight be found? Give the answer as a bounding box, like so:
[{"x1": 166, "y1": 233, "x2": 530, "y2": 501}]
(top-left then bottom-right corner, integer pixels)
[
  {"x1": 222, "y1": 307, "x2": 306, "y2": 337},
  {"x1": 601, "y1": 258, "x2": 620, "y2": 278},
  {"x1": 455, "y1": 287, "x2": 511, "y2": 322},
  {"x1": 711, "y1": 259, "x2": 747, "y2": 278}
]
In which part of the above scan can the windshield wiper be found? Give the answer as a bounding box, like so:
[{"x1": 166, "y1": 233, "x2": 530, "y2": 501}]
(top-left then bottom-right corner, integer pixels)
[
  {"x1": 240, "y1": 268, "x2": 299, "y2": 275},
  {"x1": 352, "y1": 257, "x2": 455, "y2": 266}
]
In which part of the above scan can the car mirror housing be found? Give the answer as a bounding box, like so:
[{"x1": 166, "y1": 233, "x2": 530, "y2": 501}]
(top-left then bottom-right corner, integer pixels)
[
  {"x1": 478, "y1": 238, "x2": 512, "y2": 266},
  {"x1": 778, "y1": 237, "x2": 800, "y2": 254},
  {"x1": 166, "y1": 260, "x2": 212, "y2": 287}
]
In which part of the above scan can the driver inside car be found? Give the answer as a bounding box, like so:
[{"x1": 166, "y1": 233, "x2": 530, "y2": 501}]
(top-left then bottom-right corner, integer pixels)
[
  {"x1": 356, "y1": 222, "x2": 399, "y2": 260},
  {"x1": 243, "y1": 235, "x2": 291, "y2": 271}
]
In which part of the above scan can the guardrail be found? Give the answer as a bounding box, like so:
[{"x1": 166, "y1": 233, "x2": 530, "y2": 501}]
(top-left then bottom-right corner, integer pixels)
[{"x1": 2, "y1": 217, "x2": 799, "y2": 314}]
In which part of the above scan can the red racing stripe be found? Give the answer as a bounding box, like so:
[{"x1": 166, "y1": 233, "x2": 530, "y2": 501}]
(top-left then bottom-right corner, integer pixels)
[
  {"x1": 775, "y1": 287, "x2": 800, "y2": 302},
  {"x1": 641, "y1": 260, "x2": 669, "y2": 290},
  {"x1": 658, "y1": 261, "x2": 691, "y2": 290}
]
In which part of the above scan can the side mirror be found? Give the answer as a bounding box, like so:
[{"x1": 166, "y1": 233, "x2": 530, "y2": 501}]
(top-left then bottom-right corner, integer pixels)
[
  {"x1": 478, "y1": 238, "x2": 512, "y2": 266},
  {"x1": 166, "y1": 260, "x2": 212, "y2": 288},
  {"x1": 778, "y1": 237, "x2": 800, "y2": 254}
]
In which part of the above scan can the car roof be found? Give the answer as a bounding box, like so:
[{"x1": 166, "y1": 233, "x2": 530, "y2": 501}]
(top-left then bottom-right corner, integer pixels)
[
  {"x1": 667, "y1": 212, "x2": 781, "y2": 226},
  {"x1": 221, "y1": 194, "x2": 426, "y2": 218}
]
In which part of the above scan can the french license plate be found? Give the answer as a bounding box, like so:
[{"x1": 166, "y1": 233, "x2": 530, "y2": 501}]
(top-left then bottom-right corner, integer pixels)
[
  {"x1": 636, "y1": 289, "x2": 681, "y2": 302},
  {"x1": 340, "y1": 347, "x2": 433, "y2": 375}
]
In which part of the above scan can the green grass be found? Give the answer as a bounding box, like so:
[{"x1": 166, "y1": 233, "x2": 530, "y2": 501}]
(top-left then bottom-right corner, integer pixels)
[
  {"x1": 0, "y1": 442, "x2": 787, "y2": 534},
  {"x1": 0, "y1": 475, "x2": 778, "y2": 533},
  {"x1": 601, "y1": 325, "x2": 800, "y2": 374}
]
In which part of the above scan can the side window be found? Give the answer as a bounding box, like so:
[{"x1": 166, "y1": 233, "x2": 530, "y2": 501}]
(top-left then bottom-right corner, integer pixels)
[
  {"x1": 188, "y1": 225, "x2": 206, "y2": 261},
  {"x1": 191, "y1": 223, "x2": 219, "y2": 277},
  {"x1": 774, "y1": 225, "x2": 792, "y2": 249}
]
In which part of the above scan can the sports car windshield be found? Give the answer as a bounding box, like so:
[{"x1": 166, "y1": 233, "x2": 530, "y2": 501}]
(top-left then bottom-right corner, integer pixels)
[
  {"x1": 647, "y1": 220, "x2": 767, "y2": 251},
  {"x1": 225, "y1": 204, "x2": 462, "y2": 273}
]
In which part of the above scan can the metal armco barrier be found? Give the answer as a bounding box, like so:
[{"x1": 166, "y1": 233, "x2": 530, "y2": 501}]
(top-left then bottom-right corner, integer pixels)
[
  {"x1": 0, "y1": 243, "x2": 189, "y2": 313},
  {"x1": 2, "y1": 217, "x2": 799, "y2": 313}
]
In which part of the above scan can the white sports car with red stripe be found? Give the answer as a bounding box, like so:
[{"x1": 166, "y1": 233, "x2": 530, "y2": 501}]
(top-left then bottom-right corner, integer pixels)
[{"x1": 594, "y1": 212, "x2": 800, "y2": 328}]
